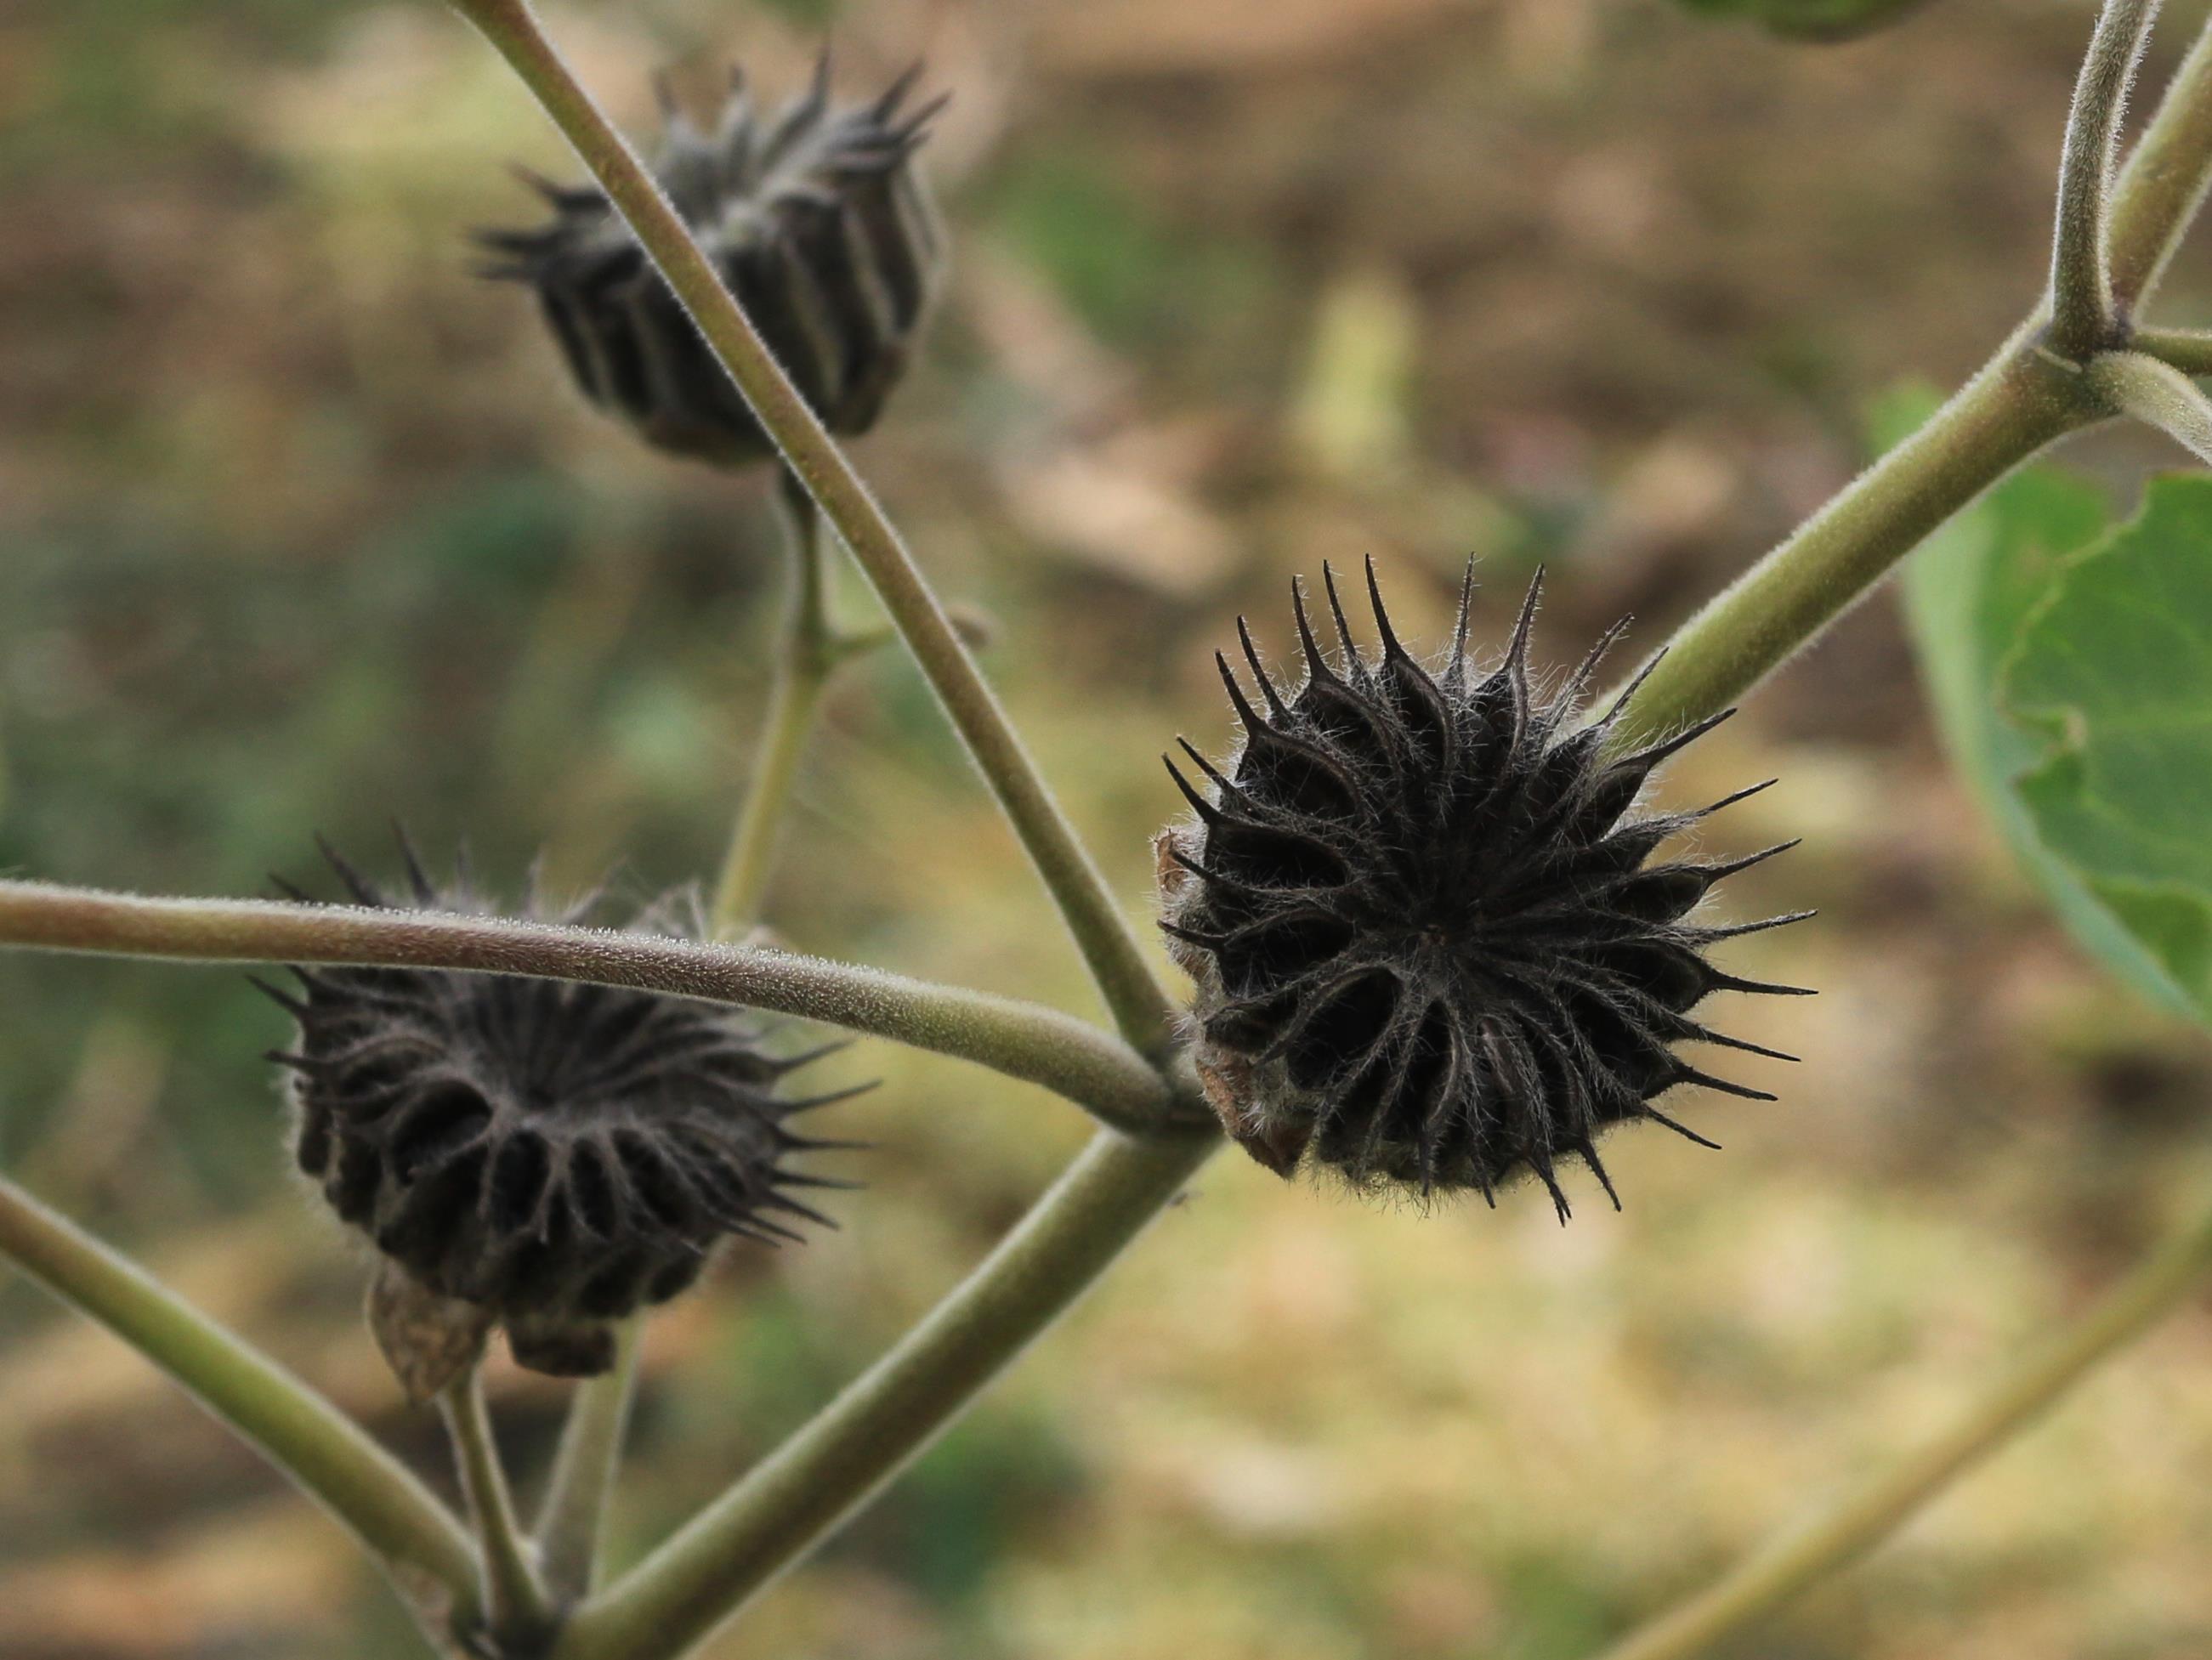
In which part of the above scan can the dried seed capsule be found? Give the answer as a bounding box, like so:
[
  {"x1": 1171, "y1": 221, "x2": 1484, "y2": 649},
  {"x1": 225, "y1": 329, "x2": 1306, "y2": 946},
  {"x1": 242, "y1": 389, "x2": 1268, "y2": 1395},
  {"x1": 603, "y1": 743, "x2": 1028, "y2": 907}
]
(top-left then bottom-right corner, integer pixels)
[
  {"x1": 263, "y1": 840, "x2": 864, "y2": 1381},
  {"x1": 479, "y1": 56, "x2": 947, "y2": 466},
  {"x1": 1157, "y1": 562, "x2": 1811, "y2": 1219}
]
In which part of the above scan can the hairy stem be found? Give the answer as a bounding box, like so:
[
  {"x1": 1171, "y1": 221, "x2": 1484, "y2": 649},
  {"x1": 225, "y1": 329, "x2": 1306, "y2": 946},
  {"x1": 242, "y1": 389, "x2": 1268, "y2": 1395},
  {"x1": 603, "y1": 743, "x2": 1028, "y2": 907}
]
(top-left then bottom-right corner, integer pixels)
[
  {"x1": 0, "y1": 880, "x2": 1174, "y2": 1133},
  {"x1": 2050, "y1": 0, "x2": 2162, "y2": 357},
  {"x1": 444, "y1": 1368, "x2": 559, "y2": 1646},
  {"x1": 2110, "y1": 12, "x2": 2212, "y2": 311},
  {"x1": 445, "y1": 0, "x2": 1177, "y2": 1055},
  {"x1": 553, "y1": 1124, "x2": 1218, "y2": 1660},
  {"x1": 535, "y1": 1322, "x2": 644, "y2": 1604},
  {"x1": 0, "y1": 1174, "x2": 480, "y2": 1635},
  {"x1": 711, "y1": 473, "x2": 846, "y2": 937},
  {"x1": 1591, "y1": 1187, "x2": 2212, "y2": 1660},
  {"x1": 1600, "y1": 339, "x2": 2095, "y2": 752},
  {"x1": 2088, "y1": 344, "x2": 2212, "y2": 458},
  {"x1": 2131, "y1": 323, "x2": 2212, "y2": 371}
]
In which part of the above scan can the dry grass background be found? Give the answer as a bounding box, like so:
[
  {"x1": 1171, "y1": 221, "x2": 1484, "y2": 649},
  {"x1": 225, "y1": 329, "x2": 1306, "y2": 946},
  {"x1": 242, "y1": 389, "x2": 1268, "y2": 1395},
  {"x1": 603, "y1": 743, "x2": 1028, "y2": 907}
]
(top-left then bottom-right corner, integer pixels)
[{"x1": 4, "y1": 0, "x2": 2212, "y2": 1655}]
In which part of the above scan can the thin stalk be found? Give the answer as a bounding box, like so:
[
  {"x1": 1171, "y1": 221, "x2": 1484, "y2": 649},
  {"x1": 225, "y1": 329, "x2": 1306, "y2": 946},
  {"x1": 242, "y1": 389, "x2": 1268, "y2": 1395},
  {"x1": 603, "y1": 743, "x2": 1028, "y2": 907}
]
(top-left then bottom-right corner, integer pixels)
[
  {"x1": 567, "y1": 485, "x2": 848, "y2": 1602},
  {"x1": 2110, "y1": 12, "x2": 2212, "y2": 311},
  {"x1": 553, "y1": 1123, "x2": 1219, "y2": 1660},
  {"x1": 1599, "y1": 338, "x2": 2096, "y2": 753},
  {"x1": 535, "y1": 1322, "x2": 644, "y2": 1603},
  {"x1": 2050, "y1": 0, "x2": 2162, "y2": 358},
  {"x1": 0, "y1": 1174, "x2": 480, "y2": 1633},
  {"x1": 445, "y1": 0, "x2": 1176, "y2": 1055},
  {"x1": 0, "y1": 880, "x2": 1174, "y2": 1133},
  {"x1": 443, "y1": 1367, "x2": 560, "y2": 1645},
  {"x1": 2088, "y1": 344, "x2": 2212, "y2": 459},
  {"x1": 2131, "y1": 323, "x2": 2212, "y2": 372},
  {"x1": 1591, "y1": 1187, "x2": 2212, "y2": 1660},
  {"x1": 712, "y1": 473, "x2": 845, "y2": 937}
]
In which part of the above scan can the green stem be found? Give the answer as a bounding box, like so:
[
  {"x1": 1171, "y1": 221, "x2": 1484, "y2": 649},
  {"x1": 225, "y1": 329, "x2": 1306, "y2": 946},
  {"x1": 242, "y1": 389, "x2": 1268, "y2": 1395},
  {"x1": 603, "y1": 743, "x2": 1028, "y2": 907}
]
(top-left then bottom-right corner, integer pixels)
[
  {"x1": 2131, "y1": 324, "x2": 2212, "y2": 373},
  {"x1": 0, "y1": 1173, "x2": 480, "y2": 1635},
  {"x1": 1604, "y1": 0, "x2": 2212, "y2": 752},
  {"x1": 552, "y1": 1124, "x2": 1219, "y2": 1660},
  {"x1": 2050, "y1": 0, "x2": 2161, "y2": 359},
  {"x1": 446, "y1": 0, "x2": 1177, "y2": 1056},
  {"x1": 1591, "y1": 1188, "x2": 2212, "y2": 1660},
  {"x1": 711, "y1": 473, "x2": 845, "y2": 938},
  {"x1": 535, "y1": 1322, "x2": 644, "y2": 1604},
  {"x1": 0, "y1": 880, "x2": 1174, "y2": 1134},
  {"x1": 2109, "y1": 12, "x2": 2212, "y2": 312},
  {"x1": 2088, "y1": 346, "x2": 2212, "y2": 459},
  {"x1": 443, "y1": 1367, "x2": 560, "y2": 1646},
  {"x1": 1600, "y1": 338, "x2": 2096, "y2": 753}
]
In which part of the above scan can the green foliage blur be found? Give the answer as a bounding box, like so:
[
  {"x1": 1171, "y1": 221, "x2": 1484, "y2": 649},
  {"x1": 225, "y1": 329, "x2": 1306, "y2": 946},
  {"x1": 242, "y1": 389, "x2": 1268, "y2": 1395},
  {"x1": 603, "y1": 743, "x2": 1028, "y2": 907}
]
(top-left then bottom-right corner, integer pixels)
[
  {"x1": 6, "y1": 0, "x2": 2212, "y2": 1657},
  {"x1": 1676, "y1": 0, "x2": 1931, "y2": 43}
]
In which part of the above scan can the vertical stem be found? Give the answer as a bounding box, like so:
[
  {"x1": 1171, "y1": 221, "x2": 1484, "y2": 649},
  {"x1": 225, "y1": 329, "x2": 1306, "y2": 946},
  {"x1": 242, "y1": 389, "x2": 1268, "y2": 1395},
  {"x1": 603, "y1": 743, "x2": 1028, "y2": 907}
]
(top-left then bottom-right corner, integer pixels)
[
  {"x1": 0, "y1": 1175, "x2": 480, "y2": 1631},
  {"x1": 445, "y1": 0, "x2": 1177, "y2": 1056},
  {"x1": 711, "y1": 473, "x2": 838, "y2": 937},
  {"x1": 535, "y1": 1321, "x2": 644, "y2": 1604},
  {"x1": 2050, "y1": 0, "x2": 2162, "y2": 358},
  {"x1": 1591, "y1": 1188, "x2": 2212, "y2": 1660},
  {"x1": 2109, "y1": 12, "x2": 2212, "y2": 313},
  {"x1": 553, "y1": 1123, "x2": 1219, "y2": 1660},
  {"x1": 442, "y1": 1367, "x2": 560, "y2": 1646}
]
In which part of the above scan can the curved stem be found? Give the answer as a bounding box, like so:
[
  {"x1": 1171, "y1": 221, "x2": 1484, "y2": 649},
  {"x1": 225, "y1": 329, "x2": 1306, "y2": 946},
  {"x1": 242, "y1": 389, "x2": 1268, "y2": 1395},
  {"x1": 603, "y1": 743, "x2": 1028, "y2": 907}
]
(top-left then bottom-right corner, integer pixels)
[
  {"x1": 444, "y1": 1367, "x2": 560, "y2": 1646},
  {"x1": 0, "y1": 880, "x2": 1175, "y2": 1134},
  {"x1": 1591, "y1": 1187, "x2": 2212, "y2": 1660},
  {"x1": 2109, "y1": 12, "x2": 2212, "y2": 312},
  {"x1": 2050, "y1": 0, "x2": 2162, "y2": 358},
  {"x1": 2088, "y1": 345, "x2": 2212, "y2": 458},
  {"x1": 535, "y1": 1321, "x2": 644, "y2": 1604},
  {"x1": 1599, "y1": 337, "x2": 2096, "y2": 753},
  {"x1": 552, "y1": 1123, "x2": 1219, "y2": 1660},
  {"x1": 446, "y1": 0, "x2": 1177, "y2": 1056},
  {"x1": 0, "y1": 1173, "x2": 481, "y2": 1635},
  {"x1": 712, "y1": 473, "x2": 844, "y2": 937}
]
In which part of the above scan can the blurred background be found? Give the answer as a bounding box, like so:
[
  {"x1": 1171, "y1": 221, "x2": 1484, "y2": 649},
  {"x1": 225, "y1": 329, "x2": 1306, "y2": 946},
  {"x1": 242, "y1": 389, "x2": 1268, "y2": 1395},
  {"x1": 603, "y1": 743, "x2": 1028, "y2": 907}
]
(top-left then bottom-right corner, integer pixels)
[{"x1": 6, "y1": 0, "x2": 2212, "y2": 1655}]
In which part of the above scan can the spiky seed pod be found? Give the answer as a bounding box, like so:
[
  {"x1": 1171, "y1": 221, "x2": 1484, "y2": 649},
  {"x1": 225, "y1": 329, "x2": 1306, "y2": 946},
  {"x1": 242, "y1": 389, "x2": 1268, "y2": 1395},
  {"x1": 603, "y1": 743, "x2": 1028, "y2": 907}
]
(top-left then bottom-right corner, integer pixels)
[
  {"x1": 262, "y1": 841, "x2": 864, "y2": 1381},
  {"x1": 478, "y1": 56, "x2": 947, "y2": 467},
  {"x1": 1156, "y1": 561, "x2": 1812, "y2": 1220}
]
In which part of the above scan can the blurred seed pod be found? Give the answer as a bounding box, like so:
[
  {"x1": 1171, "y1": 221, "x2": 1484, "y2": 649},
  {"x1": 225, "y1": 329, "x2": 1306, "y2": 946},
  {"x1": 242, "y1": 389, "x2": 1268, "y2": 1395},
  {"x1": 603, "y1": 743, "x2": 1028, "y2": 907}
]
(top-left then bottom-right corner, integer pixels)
[
  {"x1": 479, "y1": 56, "x2": 947, "y2": 467},
  {"x1": 1157, "y1": 562, "x2": 1811, "y2": 1218},
  {"x1": 263, "y1": 839, "x2": 865, "y2": 1385}
]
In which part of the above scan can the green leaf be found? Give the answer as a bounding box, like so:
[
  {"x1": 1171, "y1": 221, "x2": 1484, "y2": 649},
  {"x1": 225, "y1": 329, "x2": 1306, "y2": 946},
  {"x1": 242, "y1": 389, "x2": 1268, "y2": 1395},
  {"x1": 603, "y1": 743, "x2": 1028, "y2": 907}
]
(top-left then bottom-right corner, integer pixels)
[
  {"x1": 1675, "y1": 0, "x2": 1934, "y2": 42},
  {"x1": 1899, "y1": 422, "x2": 2198, "y2": 1023},
  {"x1": 1999, "y1": 475, "x2": 2212, "y2": 1022}
]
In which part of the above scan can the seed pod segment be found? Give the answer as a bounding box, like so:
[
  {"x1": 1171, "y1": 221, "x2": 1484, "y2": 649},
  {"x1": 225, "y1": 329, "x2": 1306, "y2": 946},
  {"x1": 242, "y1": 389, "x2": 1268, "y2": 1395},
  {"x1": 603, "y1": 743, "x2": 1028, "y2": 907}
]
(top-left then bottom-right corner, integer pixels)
[
  {"x1": 1157, "y1": 562, "x2": 1810, "y2": 1219},
  {"x1": 264, "y1": 841, "x2": 864, "y2": 1380},
  {"x1": 479, "y1": 56, "x2": 948, "y2": 467}
]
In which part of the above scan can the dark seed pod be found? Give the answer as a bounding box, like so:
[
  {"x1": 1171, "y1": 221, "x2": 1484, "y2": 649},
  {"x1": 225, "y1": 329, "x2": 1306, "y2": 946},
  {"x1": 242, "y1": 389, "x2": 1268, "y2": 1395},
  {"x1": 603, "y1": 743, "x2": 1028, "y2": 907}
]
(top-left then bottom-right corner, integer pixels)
[
  {"x1": 478, "y1": 55, "x2": 947, "y2": 466},
  {"x1": 263, "y1": 840, "x2": 864, "y2": 1381},
  {"x1": 1157, "y1": 561, "x2": 1811, "y2": 1219}
]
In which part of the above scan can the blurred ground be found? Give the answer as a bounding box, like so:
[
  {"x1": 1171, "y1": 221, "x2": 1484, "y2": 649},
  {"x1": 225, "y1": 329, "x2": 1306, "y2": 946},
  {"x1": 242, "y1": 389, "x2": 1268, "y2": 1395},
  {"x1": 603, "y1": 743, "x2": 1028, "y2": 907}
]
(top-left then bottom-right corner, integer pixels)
[{"x1": 5, "y1": 0, "x2": 2212, "y2": 1656}]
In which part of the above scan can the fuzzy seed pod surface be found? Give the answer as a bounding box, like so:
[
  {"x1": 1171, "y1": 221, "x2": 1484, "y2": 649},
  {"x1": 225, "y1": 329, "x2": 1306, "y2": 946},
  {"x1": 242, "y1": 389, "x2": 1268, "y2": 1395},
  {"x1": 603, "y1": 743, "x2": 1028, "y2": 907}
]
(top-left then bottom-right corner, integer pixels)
[
  {"x1": 480, "y1": 58, "x2": 946, "y2": 466},
  {"x1": 264, "y1": 844, "x2": 860, "y2": 1381},
  {"x1": 1158, "y1": 563, "x2": 1808, "y2": 1219}
]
